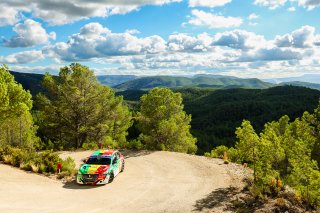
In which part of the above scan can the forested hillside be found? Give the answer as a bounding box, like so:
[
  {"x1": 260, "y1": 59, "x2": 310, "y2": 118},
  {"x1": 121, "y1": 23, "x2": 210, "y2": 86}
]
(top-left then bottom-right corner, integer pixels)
[
  {"x1": 118, "y1": 86, "x2": 320, "y2": 154},
  {"x1": 8, "y1": 71, "x2": 320, "y2": 154},
  {"x1": 114, "y1": 76, "x2": 273, "y2": 90}
]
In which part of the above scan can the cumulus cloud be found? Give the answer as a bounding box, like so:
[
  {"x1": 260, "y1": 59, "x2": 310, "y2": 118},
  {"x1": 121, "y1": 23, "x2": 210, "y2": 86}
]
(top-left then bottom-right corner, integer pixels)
[
  {"x1": 274, "y1": 25, "x2": 316, "y2": 48},
  {"x1": 43, "y1": 22, "x2": 166, "y2": 61},
  {"x1": 189, "y1": 0, "x2": 232, "y2": 7},
  {"x1": 3, "y1": 23, "x2": 319, "y2": 79},
  {"x1": 248, "y1": 13, "x2": 259, "y2": 20},
  {"x1": 239, "y1": 47, "x2": 303, "y2": 62},
  {"x1": 254, "y1": 0, "x2": 288, "y2": 9},
  {"x1": 288, "y1": 6, "x2": 296, "y2": 11},
  {"x1": 254, "y1": 0, "x2": 320, "y2": 10},
  {"x1": 213, "y1": 30, "x2": 268, "y2": 50},
  {"x1": 167, "y1": 33, "x2": 213, "y2": 52},
  {"x1": 0, "y1": 50, "x2": 44, "y2": 64},
  {"x1": 0, "y1": 0, "x2": 182, "y2": 26},
  {"x1": 297, "y1": 0, "x2": 320, "y2": 10},
  {"x1": 187, "y1": 9, "x2": 243, "y2": 29},
  {"x1": 4, "y1": 19, "x2": 56, "y2": 48}
]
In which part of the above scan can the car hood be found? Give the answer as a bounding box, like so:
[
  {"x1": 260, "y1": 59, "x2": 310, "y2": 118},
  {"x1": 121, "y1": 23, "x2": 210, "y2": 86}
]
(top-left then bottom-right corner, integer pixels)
[{"x1": 78, "y1": 164, "x2": 109, "y2": 174}]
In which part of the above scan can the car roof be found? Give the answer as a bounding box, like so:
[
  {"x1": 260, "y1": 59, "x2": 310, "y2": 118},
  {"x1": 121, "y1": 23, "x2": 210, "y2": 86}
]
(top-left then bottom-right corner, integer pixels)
[{"x1": 91, "y1": 149, "x2": 117, "y2": 157}]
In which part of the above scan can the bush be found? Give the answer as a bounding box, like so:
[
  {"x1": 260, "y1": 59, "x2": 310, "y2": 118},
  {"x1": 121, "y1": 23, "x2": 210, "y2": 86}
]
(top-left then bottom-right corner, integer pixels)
[
  {"x1": 82, "y1": 142, "x2": 98, "y2": 150},
  {"x1": 227, "y1": 147, "x2": 239, "y2": 162},
  {"x1": 209, "y1": 145, "x2": 229, "y2": 158},
  {"x1": 40, "y1": 150, "x2": 60, "y2": 173},
  {"x1": 61, "y1": 157, "x2": 76, "y2": 176},
  {"x1": 0, "y1": 145, "x2": 76, "y2": 177},
  {"x1": 126, "y1": 139, "x2": 144, "y2": 150}
]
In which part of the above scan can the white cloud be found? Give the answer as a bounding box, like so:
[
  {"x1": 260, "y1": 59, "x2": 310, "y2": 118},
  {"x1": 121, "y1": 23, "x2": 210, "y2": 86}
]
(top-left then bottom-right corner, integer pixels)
[
  {"x1": 239, "y1": 47, "x2": 303, "y2": 62},
  {"x1": 0, "y1": 6, "x2": 21, "y2": 26},
  {"x1": 248, "y1": 13, "x2": 259, "y2": 20},
  {"x1": 0, "y1": 50, "x2": 44, "y2": 64},
  {"x1": 249, "y1": 22, "x2": 258, "y2": 26},
  {"x1": 167, "y1": 33, "x2": 213, "y2": 52},
  {"x1": 254, "y1": 0, "x2": 287, "y2": 9},
  {"x1": 274, "y1": 25, "x2": 316, "y2": 48},
  {"x1": 188, "y1": 9, "x2": 243, "y2": 29},
  {"x1": 4, "y1": 19, "x2": 56, "y2": 48},
  {"x1": 213, "y1": 30, "x2": 268, "y2": 50},
  {"x1": 297, "y1": 0, "x2": 320, "y2": 10},
  {"x1": 254, "y1": 0, "x2": 320, "y2": 10},
  {"x1": 287, "y1": 6, "x2": 296, "y2": 11},
  {"x1": 0, "y1": 0, "x2": 182, "y2": 26},
  {"x1": 189, "y1": 0, "x2": 232, "y2": 7},
  {"x1": 3, "y1": 23, "x2": 320, "y2": 79},
  {"x1": 44, "y1": 22, "x2": 166, "y2": 61}
]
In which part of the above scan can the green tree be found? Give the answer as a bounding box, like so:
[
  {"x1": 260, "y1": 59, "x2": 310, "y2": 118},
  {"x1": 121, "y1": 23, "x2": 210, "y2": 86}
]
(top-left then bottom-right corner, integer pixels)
[
  {"x1": 0, "y1": 65, "x2": 39, "y2": 149},
  {"x1": 235, "y1": 120, "x2": 260, "y2": 182},
  {"x1": 36, "y1": 63, "x2": 132, "y2": 149},
  {"x1": 138, "y1": 87, "x2": 197, "y2": 153}
]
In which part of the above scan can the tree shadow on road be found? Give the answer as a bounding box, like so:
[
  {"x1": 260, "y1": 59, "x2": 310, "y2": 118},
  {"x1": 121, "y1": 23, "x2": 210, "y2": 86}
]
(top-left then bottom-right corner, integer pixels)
[
  {"x1": 62, "y1": 180, "x2": 105, "y2": 190},
  {"x1": 193, "y1": 186, "x2": 238, "y2": 212},
  {"x1": 119, "y1": 149, "x2": 154, "y2": 159}
]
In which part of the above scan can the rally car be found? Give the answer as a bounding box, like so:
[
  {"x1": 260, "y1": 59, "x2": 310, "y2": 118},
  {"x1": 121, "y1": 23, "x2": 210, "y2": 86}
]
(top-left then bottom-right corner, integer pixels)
[{"x1": 76, "y1": 150, "x2": 125, "y2": 185}]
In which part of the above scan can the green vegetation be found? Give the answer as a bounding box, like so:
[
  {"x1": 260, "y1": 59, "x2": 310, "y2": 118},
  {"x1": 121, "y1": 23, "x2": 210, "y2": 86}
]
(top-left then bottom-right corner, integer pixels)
[
  {"x1": 118, "y1": 87, "x2": 320, "y2": 154},
  {"x1": 207, "y1": 103, "x2": 320, "y2": 209},
  {"x1": 97, "y1": 75, "x2": 137, "y2": 87},
  {"x1": 114, "y1": 76, "x2": 273, "y2": 90},
  {"x1": 0, "y1": 145, "x2": 76, "y2": 176},
  {"x1": 280, "y1": 81, "x2": 320, "y2": 90},
  {"x1": 35, "y1": 63, "x2": 132, "y2": 150},
  {"x1": 137, "y1": 88, "x2": 197, "y2": 153},
  {"x1": 9, "y1": 71, "x2": 46, "y2": 97},
  {"x1": 0, "y1": 65, "x2": 40, "y2": 149}
]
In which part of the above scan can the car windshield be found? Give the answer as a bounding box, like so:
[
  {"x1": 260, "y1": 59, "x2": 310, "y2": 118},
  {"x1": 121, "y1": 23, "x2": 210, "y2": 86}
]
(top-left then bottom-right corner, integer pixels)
[{"x1": 86, "y1": 156, "x2": 111, "y2": 165}]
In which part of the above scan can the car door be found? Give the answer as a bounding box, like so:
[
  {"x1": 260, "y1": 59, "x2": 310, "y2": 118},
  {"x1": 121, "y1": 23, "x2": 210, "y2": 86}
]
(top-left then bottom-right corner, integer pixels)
[{"x1": 112, "y1": 152, "x2": 120, "y2": 176}]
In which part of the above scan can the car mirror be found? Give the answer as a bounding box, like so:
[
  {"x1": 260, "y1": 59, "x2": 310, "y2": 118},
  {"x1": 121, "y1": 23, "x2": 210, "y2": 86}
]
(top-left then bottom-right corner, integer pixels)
[{"x1": 82, "y1": 158, "x2": 87, "y2": 163}]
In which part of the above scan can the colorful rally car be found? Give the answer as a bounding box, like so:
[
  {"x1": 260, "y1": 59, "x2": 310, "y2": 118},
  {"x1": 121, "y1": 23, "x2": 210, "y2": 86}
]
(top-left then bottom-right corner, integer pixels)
[{"x1": 76, "y1": 150, "x2": 125, "y2": 185}]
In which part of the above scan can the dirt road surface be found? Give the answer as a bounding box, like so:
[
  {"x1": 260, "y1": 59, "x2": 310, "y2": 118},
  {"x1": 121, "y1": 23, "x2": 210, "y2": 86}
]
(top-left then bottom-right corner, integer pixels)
[{"x1": 0, "y1": 151, "x2": 247, "y2": 213}]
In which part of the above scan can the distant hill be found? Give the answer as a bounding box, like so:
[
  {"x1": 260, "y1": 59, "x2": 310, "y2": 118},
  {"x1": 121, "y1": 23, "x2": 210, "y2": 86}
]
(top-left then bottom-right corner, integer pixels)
[
  {"x1": 9, "y1": 71, "x2": 45, "y2": 96},
  {"x1": 114, "y1": 76, "x2": 274, "y2": 90},
  {"x1": 265, "y1": 74, "x2": 320, "y2": 84},
  {"x1": 279, "y1": 81, "x2": 320, "y2": 90},
  {"x1": 9, "y1": 72, "x2": 138, "y2": 95},
  {"x1": 97, "y1": 75, "x2": 137, "y2": 87},
  {"x1": 119, "y1": 86, "x2": 320, "y2": 154}
]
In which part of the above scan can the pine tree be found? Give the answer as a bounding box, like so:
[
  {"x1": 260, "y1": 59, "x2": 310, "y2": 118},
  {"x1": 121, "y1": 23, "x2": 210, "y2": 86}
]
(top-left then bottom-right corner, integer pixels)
[
  {"x1": 138, "y1": 87, "x2": 197, "y2": 153},
  {"x1": 36, "y1": 63, "x2": 132, "y2": 149},
  {"x1": 0, "y1": 65, "x2": 39, "y2": 149}
]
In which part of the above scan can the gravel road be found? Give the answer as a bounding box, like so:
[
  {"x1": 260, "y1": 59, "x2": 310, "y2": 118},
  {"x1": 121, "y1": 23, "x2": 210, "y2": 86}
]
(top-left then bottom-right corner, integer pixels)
[{"x1": 0, "y1": 150, "x2": 247, "y2": 213}]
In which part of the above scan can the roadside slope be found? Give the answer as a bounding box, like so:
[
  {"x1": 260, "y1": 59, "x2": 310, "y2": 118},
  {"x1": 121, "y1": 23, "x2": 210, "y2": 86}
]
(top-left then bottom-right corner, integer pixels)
[{"x1": 0, "y1": 151, "x2": 247, "y2": 213}]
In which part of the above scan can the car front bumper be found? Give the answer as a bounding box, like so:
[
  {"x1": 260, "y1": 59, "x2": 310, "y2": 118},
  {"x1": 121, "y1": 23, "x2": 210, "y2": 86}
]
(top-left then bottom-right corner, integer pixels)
[{"x1": 76, "y1": 174, "x2": 108, "y2": 185}]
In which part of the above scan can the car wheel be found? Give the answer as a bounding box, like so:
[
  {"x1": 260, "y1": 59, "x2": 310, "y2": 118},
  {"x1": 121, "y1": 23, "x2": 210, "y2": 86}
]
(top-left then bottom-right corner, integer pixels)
[
  {"x1": 120, "y1": 161, "x2": 125, "y2": 172},
  {"x1": 108, "y1": 173, "x2": 114, "y2": 183}
]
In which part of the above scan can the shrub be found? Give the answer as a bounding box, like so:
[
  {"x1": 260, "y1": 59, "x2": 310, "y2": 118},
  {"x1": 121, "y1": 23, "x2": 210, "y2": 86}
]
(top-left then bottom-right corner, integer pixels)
[
  {"x1": 227, "y1": 147, "x2": 239, "y2": 162},
  {"x1": 61, "y1": 157, "x2": 76, "y2": 176},
  {"x1": 0, "y1": 147, "x2": 3, "y2": 161},
  {"x1": 20, "y1": 162, "x2": 33, "y2": 171},
  {"x1": 126, "y1": 139, "x2": 144, "y2": 150},
  {"x1": 210, "y1": 145, "x2": 229, "y2": 158},
  {"x1": 82, "y1": 142, "x2": 98, "y2": 150},
  {"x1": 40, "y1": 150, "x2": 60, "y2": 173},
  {"x1": 31, "y1": 164, "x2": 39, "y2": 173},
  {"x1": 204, "y1": 152, "x2": 211, "y2": 157}
]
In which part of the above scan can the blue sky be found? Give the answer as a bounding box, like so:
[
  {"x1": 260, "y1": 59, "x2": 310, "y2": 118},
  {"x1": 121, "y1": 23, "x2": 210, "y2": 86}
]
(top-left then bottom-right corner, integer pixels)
[{"x1": 0, "y1": 0, "x2": 320, "y2": 78}]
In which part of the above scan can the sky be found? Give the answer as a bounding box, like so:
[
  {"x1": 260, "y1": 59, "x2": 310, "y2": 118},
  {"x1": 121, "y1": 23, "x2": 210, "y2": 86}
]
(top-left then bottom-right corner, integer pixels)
[{"x1": 0, "y1": 0, "x2": 320, "y2": 79}]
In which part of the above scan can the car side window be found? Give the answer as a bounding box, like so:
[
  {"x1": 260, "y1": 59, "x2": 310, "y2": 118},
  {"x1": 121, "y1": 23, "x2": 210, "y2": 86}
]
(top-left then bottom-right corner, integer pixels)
[{"x1": 113, "y1": 154, "x2": 118, "y2": 164}]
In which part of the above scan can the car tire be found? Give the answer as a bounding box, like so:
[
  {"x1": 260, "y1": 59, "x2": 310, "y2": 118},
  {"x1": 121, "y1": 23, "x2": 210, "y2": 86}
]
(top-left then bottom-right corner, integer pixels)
[
  {"x1": 120, "y1": 161, "x2": 125, "y2": 172},
  {"x1": 108, "y1": 173, "x2": 114, "y2": 183}
]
